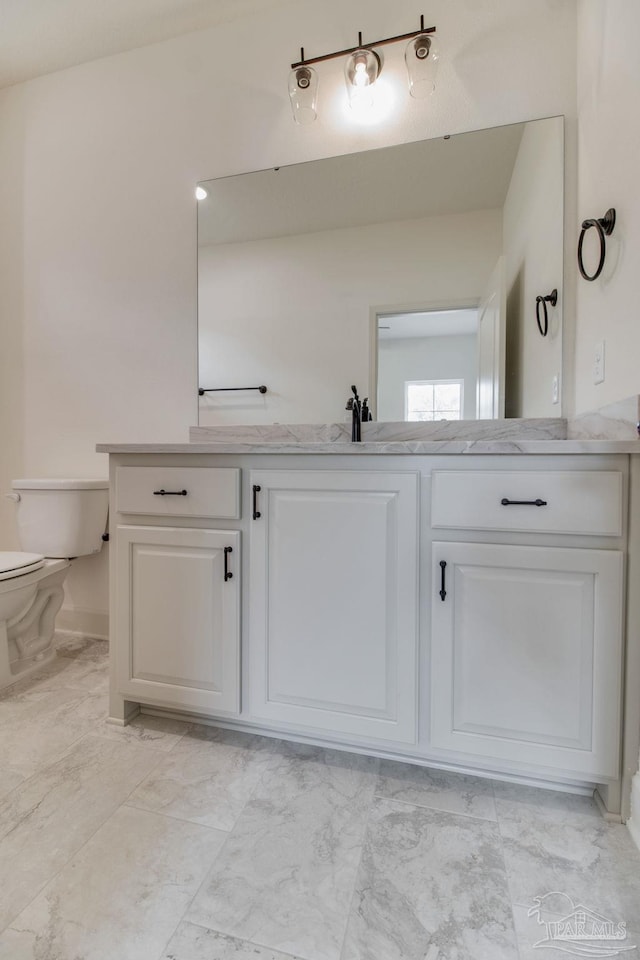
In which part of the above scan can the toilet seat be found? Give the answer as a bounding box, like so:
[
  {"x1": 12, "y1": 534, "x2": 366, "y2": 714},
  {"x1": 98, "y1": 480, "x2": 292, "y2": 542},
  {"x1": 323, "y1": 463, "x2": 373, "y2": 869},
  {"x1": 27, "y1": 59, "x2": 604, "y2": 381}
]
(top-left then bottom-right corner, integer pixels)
[{"x1": 0, "y1": 552, "x2": 45, "y2": 582}]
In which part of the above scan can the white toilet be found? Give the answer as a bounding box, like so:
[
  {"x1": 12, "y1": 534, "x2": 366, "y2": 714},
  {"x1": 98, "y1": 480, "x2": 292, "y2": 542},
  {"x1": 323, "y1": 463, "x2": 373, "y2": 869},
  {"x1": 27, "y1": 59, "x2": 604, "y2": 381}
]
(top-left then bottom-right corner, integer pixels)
[{"x1": 0, "y1": 479, "x2": 109, "y2": 690}]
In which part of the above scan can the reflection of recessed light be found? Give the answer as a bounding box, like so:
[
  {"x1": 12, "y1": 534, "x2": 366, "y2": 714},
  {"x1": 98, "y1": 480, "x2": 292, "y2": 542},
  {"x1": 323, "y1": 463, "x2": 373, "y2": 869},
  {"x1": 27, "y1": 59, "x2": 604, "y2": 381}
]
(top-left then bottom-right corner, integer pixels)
[{"x1": 195, "y1": 186, "x2": 207, "y2": 200}]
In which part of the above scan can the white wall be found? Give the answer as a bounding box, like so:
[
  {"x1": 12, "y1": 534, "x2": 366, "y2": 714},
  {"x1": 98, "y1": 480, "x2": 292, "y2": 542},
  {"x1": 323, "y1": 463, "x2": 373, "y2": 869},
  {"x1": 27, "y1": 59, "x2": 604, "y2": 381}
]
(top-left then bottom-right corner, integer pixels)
[
  {"x1": 503, "y1": 117, "x2": 564, "y2": 418},
  {"x1": 0, "y1": 0, "x2": 578, "y2": 620},
  {"x1": 378, "y1": 335, "x2": 478, "y2": 421},
  {"x1": 0, "y1": 88, "x2": 26, "y2": 550},
  {"x1": 575, "y1": 0, "x2": 640, "y2": 413},
  {"x1": 198, "y1": 209, "x2": 500, "y2": 425},
  {"x1": 574, "y1": 0, "x2": 640, "y2": 839}
]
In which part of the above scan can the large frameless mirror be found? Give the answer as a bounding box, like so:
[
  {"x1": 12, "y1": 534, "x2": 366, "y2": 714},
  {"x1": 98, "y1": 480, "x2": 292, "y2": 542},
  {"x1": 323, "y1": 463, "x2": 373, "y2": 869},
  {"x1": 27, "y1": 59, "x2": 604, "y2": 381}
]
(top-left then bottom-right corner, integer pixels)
[{"x1": 197, "y1": 116, "x2": 564, "y2": 425}]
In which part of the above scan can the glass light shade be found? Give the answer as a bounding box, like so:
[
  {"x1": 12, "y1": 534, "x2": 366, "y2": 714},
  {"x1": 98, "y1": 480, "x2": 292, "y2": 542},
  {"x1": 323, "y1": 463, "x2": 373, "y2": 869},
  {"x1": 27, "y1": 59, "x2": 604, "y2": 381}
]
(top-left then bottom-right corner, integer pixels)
[
  {"x1": 405, "y1": 33, "x2": 440, "y2": 98},
  {"x1": 344, "y1": 48, "x2": 380, "y2": 110},
  {"x1": 288, "y1": 65, "x2": 318, "y2": 124}
]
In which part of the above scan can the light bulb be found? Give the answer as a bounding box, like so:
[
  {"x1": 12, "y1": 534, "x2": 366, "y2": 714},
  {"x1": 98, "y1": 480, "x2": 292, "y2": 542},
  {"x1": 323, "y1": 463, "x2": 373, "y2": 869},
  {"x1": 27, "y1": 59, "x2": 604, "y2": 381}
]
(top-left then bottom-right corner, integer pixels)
[
  {"x1": 344, "y1": 48, "x2": 380, "y2": 112},
  {"x1": 195, "y1": 186, "x2": 207, "y2": 200},
  {"x1": 354, "y1": 62, "x2": 368, "y2": 88}
]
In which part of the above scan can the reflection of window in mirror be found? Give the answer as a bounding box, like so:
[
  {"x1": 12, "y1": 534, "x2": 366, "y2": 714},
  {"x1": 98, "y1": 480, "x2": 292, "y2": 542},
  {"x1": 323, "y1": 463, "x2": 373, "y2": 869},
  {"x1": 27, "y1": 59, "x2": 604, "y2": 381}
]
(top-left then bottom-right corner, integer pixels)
[
  {"x1": 405, "y1": 380, "x2": 463, "y2": 421},
  {"x1": 376, "y1": 307, "x2": 478, "y2": 421}
]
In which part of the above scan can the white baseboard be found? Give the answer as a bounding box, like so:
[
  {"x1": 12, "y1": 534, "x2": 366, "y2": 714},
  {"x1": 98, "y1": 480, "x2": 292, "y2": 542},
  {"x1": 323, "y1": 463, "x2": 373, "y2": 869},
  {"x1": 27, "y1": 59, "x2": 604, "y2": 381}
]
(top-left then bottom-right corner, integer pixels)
[{"x1": 56, "y1": 607, "x2": 108, "y2": 641}]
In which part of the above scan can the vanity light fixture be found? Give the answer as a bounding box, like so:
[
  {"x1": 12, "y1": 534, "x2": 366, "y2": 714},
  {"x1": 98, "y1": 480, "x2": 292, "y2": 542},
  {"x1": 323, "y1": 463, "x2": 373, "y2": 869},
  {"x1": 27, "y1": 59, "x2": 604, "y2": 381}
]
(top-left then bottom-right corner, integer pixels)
[{"x1": 289, "y1": 15, "x2": 438, "y2": 123}]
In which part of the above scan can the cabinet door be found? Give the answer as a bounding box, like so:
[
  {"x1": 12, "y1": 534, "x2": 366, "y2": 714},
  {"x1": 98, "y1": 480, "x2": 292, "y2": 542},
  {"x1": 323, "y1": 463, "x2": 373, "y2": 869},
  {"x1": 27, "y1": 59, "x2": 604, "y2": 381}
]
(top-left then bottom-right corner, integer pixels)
[
  {"x1": 116, "y1": 525, "x2": 240, "y2": 715},
  {"x1": 431, "y1": 542, "x2": 622, "y2": 780},
  {"x1": 249, "y1": 470, "x2": 418, "y2": 743}
]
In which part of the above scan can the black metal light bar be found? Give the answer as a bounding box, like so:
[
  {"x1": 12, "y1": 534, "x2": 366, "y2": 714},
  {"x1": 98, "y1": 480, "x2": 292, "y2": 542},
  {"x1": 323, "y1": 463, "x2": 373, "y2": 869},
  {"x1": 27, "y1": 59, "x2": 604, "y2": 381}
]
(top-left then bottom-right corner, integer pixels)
[
  {"x1": 291, "y1": 15, "x2": 436, "y2": 69},
  {"x1": 199, "y1": 385, "x2": 268, "y2": 396}
]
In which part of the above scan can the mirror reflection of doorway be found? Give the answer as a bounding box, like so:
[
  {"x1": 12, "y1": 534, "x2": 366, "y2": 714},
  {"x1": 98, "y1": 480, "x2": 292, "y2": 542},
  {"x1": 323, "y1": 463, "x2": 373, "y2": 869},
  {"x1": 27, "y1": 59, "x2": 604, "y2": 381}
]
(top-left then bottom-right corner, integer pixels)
[{"x1": 376, "y1": 307, "x2": 479, "y2": 421}]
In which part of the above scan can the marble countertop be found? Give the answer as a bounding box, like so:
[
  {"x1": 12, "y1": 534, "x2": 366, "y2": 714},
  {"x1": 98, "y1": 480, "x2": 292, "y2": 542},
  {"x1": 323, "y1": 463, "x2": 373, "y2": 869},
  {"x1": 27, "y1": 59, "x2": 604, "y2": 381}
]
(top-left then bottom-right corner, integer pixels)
[
  {"x1": 96, "y1": 439, "x2": 640, "y2": 455},
  {"x1": 97, "y1": 407, "x2": 640, "y2": 455}
]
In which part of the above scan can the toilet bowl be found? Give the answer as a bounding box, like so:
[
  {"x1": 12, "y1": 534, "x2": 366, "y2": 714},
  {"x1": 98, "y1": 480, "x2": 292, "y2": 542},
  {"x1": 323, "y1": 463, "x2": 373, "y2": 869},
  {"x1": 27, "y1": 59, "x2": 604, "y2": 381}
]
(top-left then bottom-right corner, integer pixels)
[{"x1": 0, "y1": 479, "x2": 109, "y2": 690}]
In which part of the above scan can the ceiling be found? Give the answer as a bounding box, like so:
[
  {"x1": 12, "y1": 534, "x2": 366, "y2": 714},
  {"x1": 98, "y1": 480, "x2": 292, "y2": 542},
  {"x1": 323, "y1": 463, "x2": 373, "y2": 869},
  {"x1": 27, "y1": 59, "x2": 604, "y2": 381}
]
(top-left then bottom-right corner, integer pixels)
[
  {"x1": 0, "y1": 0, "x2": 294, "y2": 89},
  {"x1": 378, "y1": 309, "x2": 479, "y2": 341}
]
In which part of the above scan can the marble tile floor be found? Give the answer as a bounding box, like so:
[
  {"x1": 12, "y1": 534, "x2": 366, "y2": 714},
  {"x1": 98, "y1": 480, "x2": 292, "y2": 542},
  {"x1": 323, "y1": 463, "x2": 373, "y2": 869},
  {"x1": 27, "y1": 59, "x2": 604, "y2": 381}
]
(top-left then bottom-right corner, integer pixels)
[{"x1": 0, "y1": 636, "x2": 639, "y2": 959}]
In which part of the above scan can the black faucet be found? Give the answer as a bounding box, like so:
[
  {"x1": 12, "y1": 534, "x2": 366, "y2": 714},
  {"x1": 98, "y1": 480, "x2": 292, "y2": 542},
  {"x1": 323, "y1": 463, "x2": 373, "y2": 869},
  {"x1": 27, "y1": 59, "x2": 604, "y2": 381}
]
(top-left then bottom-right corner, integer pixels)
[{"x1": 347, "y1": 385, "x2": 362, "y2": 442}]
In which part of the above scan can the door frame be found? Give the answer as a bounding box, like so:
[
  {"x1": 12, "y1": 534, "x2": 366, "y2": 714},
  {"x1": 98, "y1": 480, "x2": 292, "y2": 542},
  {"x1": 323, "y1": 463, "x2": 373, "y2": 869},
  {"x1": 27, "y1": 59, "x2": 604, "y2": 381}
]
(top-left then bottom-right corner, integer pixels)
[
  {"x1": 476, "y1": 256, "x2": 506, "y2": 420},
  {"x1": 369, "y1": 297, "x2": 480, "y2": 421}
]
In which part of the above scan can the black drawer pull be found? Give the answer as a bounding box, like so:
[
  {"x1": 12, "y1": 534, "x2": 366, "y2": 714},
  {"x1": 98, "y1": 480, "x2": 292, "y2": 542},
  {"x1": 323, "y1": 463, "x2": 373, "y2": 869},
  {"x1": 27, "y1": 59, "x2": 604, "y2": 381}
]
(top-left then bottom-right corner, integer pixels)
[
  {"x1": 153, "y1": 489, "x2": 188, "y2": 497},
  {"x1": 224, "y1": 546, "x2": 233, "y2": 581},
  {"x1": 439, "y1": 560, "x2": 447, "y2": 601},
  {"x1": 501, "y1": 497, "x2": 548, "y2": 507},
  {"x1": 252, "y1": 484, "x2": 261, "y2": 520}
]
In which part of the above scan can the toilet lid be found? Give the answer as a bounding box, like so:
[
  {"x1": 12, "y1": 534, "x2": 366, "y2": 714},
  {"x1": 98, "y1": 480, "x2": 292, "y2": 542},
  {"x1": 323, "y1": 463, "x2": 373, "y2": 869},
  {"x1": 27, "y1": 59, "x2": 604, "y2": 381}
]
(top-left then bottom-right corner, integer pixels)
[{"x1": 0, "y1": 552, "x2": 45, "y2": 581}]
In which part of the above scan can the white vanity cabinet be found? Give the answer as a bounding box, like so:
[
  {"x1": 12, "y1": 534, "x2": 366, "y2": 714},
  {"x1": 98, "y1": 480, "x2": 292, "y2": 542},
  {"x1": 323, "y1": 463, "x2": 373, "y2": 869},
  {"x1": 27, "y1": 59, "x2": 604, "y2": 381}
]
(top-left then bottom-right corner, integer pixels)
[
  {"x1": 103, "y1": 446, "x2": 634, "y2": 810},
  {"x1": 115, "y1": 525, "x2": 240, "y2": 715},
  {"x1": 247, "y1": 469, "x2": 419, "y2": 743},
  {"x1": 429, "y1": 468, "x2": 625, "y2": 781},
  {"x1": 431, "y1": 542, "x2": 622, "y2": 779},
  {"x1": 112, "y1": 466, "x2": 241, "y2": 716}
]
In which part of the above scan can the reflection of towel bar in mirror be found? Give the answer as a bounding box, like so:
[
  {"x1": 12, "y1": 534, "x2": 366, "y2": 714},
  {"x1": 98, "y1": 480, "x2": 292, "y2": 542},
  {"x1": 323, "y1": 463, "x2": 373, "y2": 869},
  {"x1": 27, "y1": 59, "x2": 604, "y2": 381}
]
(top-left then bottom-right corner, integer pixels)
[{"x1": 199, "y1": 385, "x2": 268, "y2": 396}]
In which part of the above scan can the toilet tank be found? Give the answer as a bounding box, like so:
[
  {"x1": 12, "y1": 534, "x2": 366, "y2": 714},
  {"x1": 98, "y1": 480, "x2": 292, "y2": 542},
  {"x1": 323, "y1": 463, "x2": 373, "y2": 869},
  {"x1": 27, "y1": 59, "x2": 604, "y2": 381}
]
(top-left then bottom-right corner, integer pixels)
[{"x1": 11, "y1": 479, "x2": 109, "y2": 558}]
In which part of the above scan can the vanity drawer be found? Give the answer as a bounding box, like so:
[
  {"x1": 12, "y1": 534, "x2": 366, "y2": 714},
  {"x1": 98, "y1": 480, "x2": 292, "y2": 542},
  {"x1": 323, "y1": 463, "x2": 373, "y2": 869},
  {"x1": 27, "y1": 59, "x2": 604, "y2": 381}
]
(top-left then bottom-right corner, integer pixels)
[
  {"x1": 431, "y1": 470, "x2": 623, "y2": 536},
  {"x1": 115, "y1": 466, "x2": 240, "y2": 519}
]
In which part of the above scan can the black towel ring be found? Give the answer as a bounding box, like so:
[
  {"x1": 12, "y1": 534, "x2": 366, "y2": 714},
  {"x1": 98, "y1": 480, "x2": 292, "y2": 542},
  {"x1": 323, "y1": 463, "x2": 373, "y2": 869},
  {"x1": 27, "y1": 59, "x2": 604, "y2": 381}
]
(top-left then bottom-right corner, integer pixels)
[
  {"x1": 578, "y1": 208, "x2": 616, "y2": 281},
  {"x1": 535, "y1": 289, "x2": 558, "y2": 337}
]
